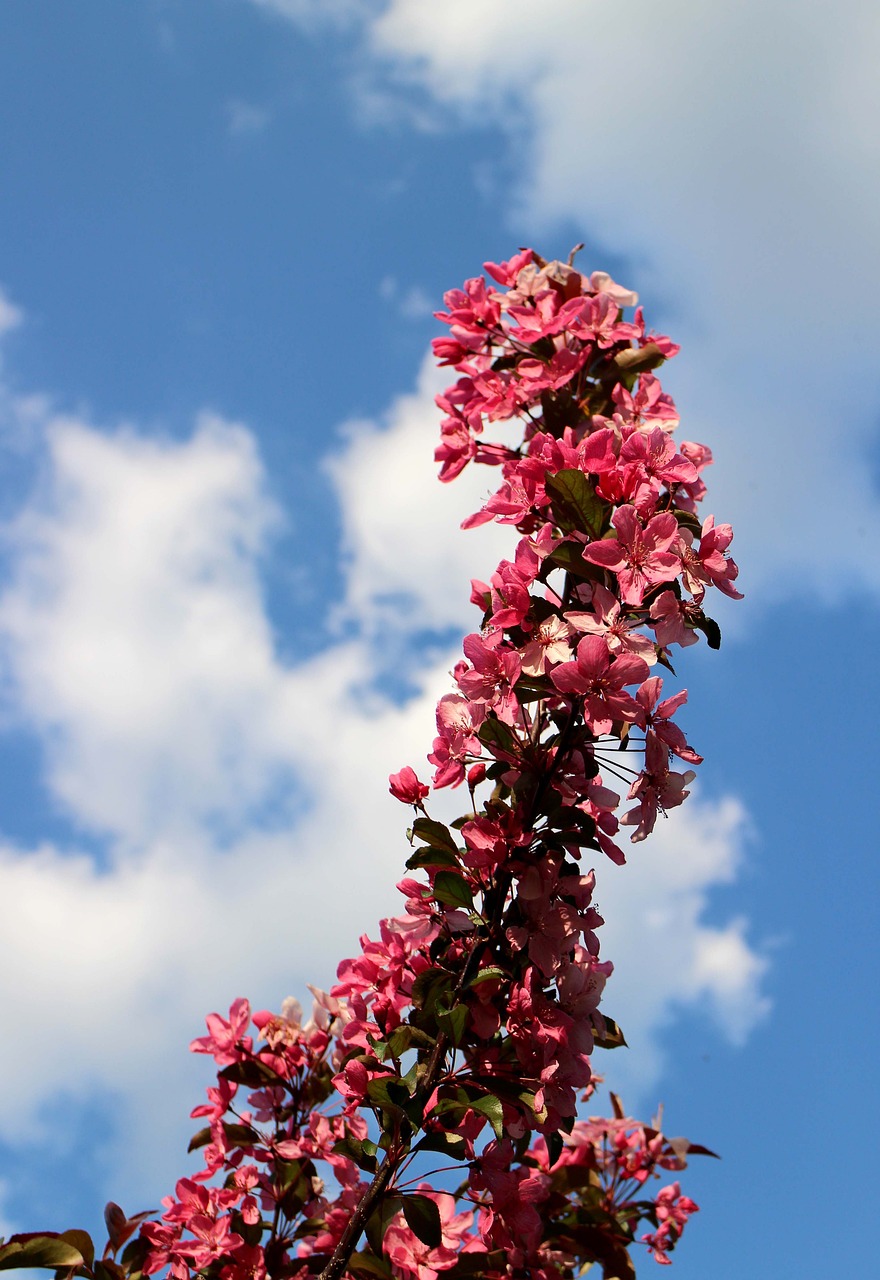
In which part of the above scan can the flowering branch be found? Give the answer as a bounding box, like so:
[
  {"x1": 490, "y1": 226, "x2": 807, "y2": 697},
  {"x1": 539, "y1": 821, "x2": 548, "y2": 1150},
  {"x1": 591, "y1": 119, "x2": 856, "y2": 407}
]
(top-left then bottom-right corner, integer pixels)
[{"x1": 0, "y1": 248, "x2": 736, "y2": 1280}]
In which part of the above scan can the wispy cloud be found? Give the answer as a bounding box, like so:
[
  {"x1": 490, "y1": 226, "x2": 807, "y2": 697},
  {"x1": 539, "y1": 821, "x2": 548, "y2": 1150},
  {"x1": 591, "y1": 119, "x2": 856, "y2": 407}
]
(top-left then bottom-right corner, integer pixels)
[{"x1": 225, "y1": 99, "x2": 272, "y2": 138}]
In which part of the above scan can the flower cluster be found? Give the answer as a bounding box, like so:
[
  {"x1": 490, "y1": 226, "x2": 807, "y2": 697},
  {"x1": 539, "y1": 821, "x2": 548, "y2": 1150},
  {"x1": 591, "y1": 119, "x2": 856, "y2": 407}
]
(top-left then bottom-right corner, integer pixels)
[{"x1": 0, "y1": 250, "x2": 735, "y2": 1280}]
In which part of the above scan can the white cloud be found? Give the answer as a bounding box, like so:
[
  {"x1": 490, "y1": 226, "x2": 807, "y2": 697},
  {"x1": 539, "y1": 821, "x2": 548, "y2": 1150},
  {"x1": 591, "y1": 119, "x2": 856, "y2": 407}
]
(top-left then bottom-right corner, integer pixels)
[
  {"x1": 0, "y1": 289, "x2": 22, "y2": 339},
  {"x1": 0, "y1": 335, "x2": 764, "y2": 1219},
  {"x1": 345, "y1": 0, "x2": 880, "y2": 601},
  {"x1": 242, "y1": 0, "x2": 371, "y2": 32},
  {"x1": 225, "y1": 99, "x2": 271, "y2": 138},
  {"x1": 378, "y1": 276, "x2": 435, "y2": 320}
]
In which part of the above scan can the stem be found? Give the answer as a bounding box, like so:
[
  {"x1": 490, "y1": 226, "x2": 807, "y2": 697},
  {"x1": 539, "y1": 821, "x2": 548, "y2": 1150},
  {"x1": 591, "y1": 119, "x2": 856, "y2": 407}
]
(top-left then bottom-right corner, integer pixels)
[{"x1": 318, "y1": 1149, "x2": 397, "y2": 1280}]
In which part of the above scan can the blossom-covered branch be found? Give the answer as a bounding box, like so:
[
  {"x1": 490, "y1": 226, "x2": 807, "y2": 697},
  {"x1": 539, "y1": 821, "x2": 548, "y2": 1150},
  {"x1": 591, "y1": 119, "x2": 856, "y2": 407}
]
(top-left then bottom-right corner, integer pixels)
[{"x1": 0, "y1": 249, "x2": 736, "y2": 1280}]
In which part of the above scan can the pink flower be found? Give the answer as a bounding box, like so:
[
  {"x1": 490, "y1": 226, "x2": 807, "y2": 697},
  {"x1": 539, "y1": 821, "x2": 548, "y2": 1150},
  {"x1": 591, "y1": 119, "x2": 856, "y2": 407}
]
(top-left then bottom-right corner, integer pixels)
[
  {"x1": 636, "y1": 678, "x2": 703, "y2": 764},
  {"x1": 457, "y1": 631, "x2": 522, "y2": 723},
  {"x1": 520, "y1": 614, "x2": 574, "y2": 676},
  {"x1": 583, "y1": 505, "x2": 680, "y2": 605},
  {"x1": 550, "y1": 636, "x2": 649, "y2": 734},
  {"x1": 621, "y1": 733, "x2": 696, "y2": 842},
  {"x1": 389, "y1": 766, "x2": 430, "y2": 805},
  {"x1": 649, "y1": 590, "x2": 700, "y2": 648},
  {"x1": 678, "y1": 516, "x2": 743, "y2": 601},
  {"x1": 565, "y1": 583, "x2": 656, "y2": 665},
  {"x1": 190, "y1": 999, "x2": 253, "y2": 1066}
]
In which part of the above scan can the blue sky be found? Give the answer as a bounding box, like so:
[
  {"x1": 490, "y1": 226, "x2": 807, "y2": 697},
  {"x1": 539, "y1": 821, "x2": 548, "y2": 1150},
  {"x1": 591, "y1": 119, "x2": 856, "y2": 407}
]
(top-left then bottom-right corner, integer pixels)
[{"x1": 0, "y1": 2, "x2": 877, "y2": 1275}]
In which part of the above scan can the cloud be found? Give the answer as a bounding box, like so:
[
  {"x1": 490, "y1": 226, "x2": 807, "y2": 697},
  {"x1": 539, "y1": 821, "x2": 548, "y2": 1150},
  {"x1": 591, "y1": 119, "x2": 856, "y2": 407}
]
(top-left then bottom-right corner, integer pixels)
[
  {"x1": 378, "y1": 275, "x2": 435, "y2": 320},
  {"x1": 0, "y1": 289, "x2": 22, "y2": 339},
  {"x1": 0, "y1": 331, "x2": 765, "y2": 1218},
  {"x1": 225, "y1": 99, "x2": 271, "y2": 138},
  {"x1": 335, "y1": 0, "x2": 880, "y2": 601},
  {"x1": 242, "y1": 0, "x2": 371, "y2": 32}
]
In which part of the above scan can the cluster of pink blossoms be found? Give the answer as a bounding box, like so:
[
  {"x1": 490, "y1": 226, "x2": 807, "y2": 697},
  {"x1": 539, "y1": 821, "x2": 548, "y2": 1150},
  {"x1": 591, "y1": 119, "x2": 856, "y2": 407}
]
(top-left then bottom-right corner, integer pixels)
[{"x1": 0, "y1": 251, "x2": 734, "y2": 1280}]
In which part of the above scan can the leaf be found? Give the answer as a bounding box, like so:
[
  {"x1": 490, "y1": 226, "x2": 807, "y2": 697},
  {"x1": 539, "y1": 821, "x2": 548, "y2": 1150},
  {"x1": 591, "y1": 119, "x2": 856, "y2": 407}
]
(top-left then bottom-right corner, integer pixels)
[
  {"x1": 468, "y1": 966, "x2": 507, "y2": 987},
  {"x1": 477, "y1": 716, "x2": 518, "y2": 759},
  {"x1": 60, "y1": 1233, "x2": 94, "y2": 1270},
  {"x1": 94, "y1": 1261, "x2": 126, "y2": 1280},
  {"x1": 594, "y1": 1014, "x2": 628, "y2": 1050},
  {"x1": 697, "y1": 615, "x2": 722, "y2": 650},
  {"x1": 545, "y1": 1129, "x2": 565, "y2": 1169},
  {"x1": 219, "y1": 1057, "x2": 278, "y2": 1087},
  {"x1": 402, "y1": 1195, "x2": 443, "y2": 1250},
  {"x1": 546, "y1": 540, "x2": 600, "y2": 581},
  {"x1": 0, "y1": 1236, "x2": 86, "y2": 1272},
  {"x1": 470, "y1": 1094, "x2": 505, "y2": 1140},
  {"x1": 671, "y1": 507, "x2": 702, "y2": 536},
  {"x1": 332, "y1": 1137, "x2": 379, "y2": 1174},
  {"x1": 432, "y1": 871, "x2": 474, "y2": 911},
  {"x1": 348, "y1": 1252, "x2": 394, "y2": 1280},
  {"x1": 413, "y1": 1130, "x2": 467, "y2": 1161},
  {"x1": 411, "y1": 968, "x2": 454, "y2": 1013},
  {"x1": 405, "y1": 846, "x2": 459, "y2": 871},
  {"x1": 545, "y1": 470, "x2": 610, "y2": 540},
  {"x1": 384, "y1": 1024, "x2": 435, "y2": 1059},
  {"x1": 411, "y1": 818, "x2": 458, "y2": 854},
  {"x1": 366, "y1": 1075, "x2": 412, "y2": 1114},
  {"x1": 186, "y1": 1126, "x2": 211, "y2": 1153},
  {"x1": 612, "y1": 341, "x2": 665, "y2": 375},
  {"x1": 436, "y1": 1003, "x2": 469, "y2": 1046},
  {"x1": 364, "y1": 1196, "x2": 403, "y2": 1255}
]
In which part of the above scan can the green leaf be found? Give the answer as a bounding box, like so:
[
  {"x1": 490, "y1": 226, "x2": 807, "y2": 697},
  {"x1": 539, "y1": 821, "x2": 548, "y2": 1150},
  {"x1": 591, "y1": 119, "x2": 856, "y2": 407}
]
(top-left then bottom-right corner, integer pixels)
[
  {"x1": 366, "y1": 1075, "x2": 411, "y2": 1114},
  {"x1": 471, "y1": 1094, "x2": 505, "y2": 1140},
  {"x1": 469, "y1": 966, "x2": 506, "y2": 988},
  {"x1": 384, "y1": 1024, "x2": 435, "y2": 1059},
  {"x1": 0, "y1": 1236, "x2": 86, "y2": 1271},
  {"x1": 698, "y1": 615, "x2": 722, "y2": 650},
  {"x1": 222, "y1": 1121, "x2": 259, "y2": 1149},
  {"x1": 432, "y1": 871, "x2": 474, "y2": 911},
  {"x1": 405, "y1": 846, "x2": 460, "y2": 871},
  {"x1": 413, "y1": 1129, "x2": 467, "y2": 1161},
  {"x1": 545, "y1": 540, "x2": 601, "y2": 581},
  {"x1": 672, "y1": 507, "x2": 702, "y2": 536},
  {"x1": 60, "y1": 1232, "x2": 94, "y2": 1270},
  {"x1": 411, "y1": 967, "x2": 454, "y2": 1013},
  {"x1": 612, "y1": 341, "x2": 665, "y2": 375},
  {"x1": 332, "y1": 1137, "x2": 379, "y2": 1174},
  {"x1": 436, "y1": 1003, "x2": 469, "y2": 1046},
  {"x1": 594, "y1": 1014, "x2": 628, "y2": 1050},
  {"x1": 187, "y1": 1126, "x2": 211, "y2": 1153},
  {"x1": 545, "y1": 470, "x2": 610, "y2": 540},
  {"x1": 349, "y1": 1252, "x2": 394, "y2": 1280},
  {"x1": 411, "y1": 818, "x2": 458, "y2": 854},
  {"x1": 364, "y1": 1197, "x2": 403, "y2": 1256},
  {"x1": 477, "y1": 715, "x2": 518, "y2": 759},
  {"x1": 402, "y1": 1195, "x2": 443, "y2": 1250},
  {"x1": 219, "y1": 1056, "x2": 279, "y2": 1087}
]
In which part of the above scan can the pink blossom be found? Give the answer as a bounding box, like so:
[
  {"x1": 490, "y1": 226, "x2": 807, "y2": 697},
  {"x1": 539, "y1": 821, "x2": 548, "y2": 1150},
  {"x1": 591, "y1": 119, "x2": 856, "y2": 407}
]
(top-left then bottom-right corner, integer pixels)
[
  {"x1": 583, "y1": 505, "x2": 680, "y2": 606},
  {"x1": 621, "y1": 732, "x2": 696, "y2": 842},
  {"x1": 550, "y1": 635, "x2": 649, "y2": 734},
  {"x1": 565, "y1": 583, "x2": 656, "y2": 665},
  {"x1": 389, "y1": 766, "x2": 430, "y2": 805},
  {"x1": 457, "y1": 631, "x2": 522, "y2": 722},
  {"x1": 520, "y1": 614, "x2": 574, "y2": 675},
  {"x1": 649, "y1": 589, "x2": 700, "y2": 648},
  {"x1": 190, "y1": 999, "x2": 253, "y2": 1066},
  {"x1": 636, "y1": 677, "x2": 702, "y2": 764},
  {"x1": 678, "y1": 516, "x2": 743, "y2": 601}
]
